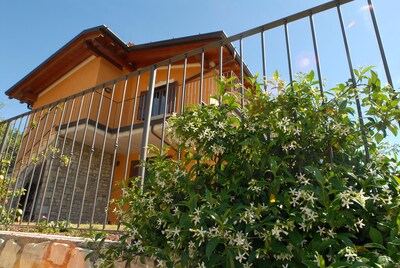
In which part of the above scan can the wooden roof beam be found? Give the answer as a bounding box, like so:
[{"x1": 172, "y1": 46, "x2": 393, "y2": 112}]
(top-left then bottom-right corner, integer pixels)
[{"x1": 86, "y1": 39, "x2": 136, "y2": 72}]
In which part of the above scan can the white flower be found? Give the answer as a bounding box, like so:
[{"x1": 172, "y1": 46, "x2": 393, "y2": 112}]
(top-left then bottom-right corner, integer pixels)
[
  {"x1": 327, "y1": 228, "x2": 336, "y2": 239},
  {"x1": 317, "y1": 226, "x2": 325, "y2": 236},
  {"x1": 370, "y1": 193, "x2": 380, "y2": 204},
  {"x1": 192, "y1": 215, "x2": 201, "y2": 225},
  {"x1": 343, "y1": 246, "x2": 357, "y2": 262},
  {"x1": 235, "y1": 252, "x2": 247, "y2": 263},
  {"x1": 290, "y1": 196, "x2": 299, "y2": 207},
  {"x1": 299, "y1": 222, "x2": 308, "y2": 232},
  {"x1": 354, "y1": 218, "x2": 365, "y2": 232},
  {"x1": 163, "y1": 193, "x2": 173, "y2": 204},
  {"x1": 296, "y1": 173, "x2": 310, "y2": 186},
  {"x1": 171, "y1": 227, "x2": 180, "y2": 238},
  {"x1": 272, "y1": 225, "x2": 283, "y2": 240},
  {"x1": 356, "y1": 189, "x2": 369, "y2": 207}
]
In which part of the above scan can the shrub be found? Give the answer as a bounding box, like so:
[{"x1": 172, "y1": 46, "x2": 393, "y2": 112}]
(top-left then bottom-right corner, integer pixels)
[{"x1": 94, "y1": 69, "x2": 400, "y2": 267}]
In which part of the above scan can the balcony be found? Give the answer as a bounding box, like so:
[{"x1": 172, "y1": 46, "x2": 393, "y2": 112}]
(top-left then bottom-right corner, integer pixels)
[{"x1": 0, "y1": 0, "x2": 394, "y2": 231}]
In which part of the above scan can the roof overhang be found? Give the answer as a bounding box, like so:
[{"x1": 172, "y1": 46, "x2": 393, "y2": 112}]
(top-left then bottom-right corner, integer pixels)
[{"x1": 5, "y1": 26, "x2": 248, "y2": 106}]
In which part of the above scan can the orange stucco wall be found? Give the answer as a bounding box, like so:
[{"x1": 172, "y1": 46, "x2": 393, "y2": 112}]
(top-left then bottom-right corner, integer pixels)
[
  {"x1": 33, "y1": 57, "x2": 103, "y2": 109},
  {"x1": 28, "y1": 56, "x2": 220, "y2": 224}
]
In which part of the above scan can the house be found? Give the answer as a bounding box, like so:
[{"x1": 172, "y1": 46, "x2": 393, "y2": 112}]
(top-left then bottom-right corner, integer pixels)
[{"x1": 1, "y1": 25, "x2": 248, "y2": 226}]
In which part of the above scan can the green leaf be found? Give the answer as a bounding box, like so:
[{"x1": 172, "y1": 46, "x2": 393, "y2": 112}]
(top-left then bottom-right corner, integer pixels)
[
  {"x1": 226, "y1": 248, "x2": 235, "y2": 268},
  {"x1": 304, "y1": 166, "x2": 325, "y2": 186},
  {"x1": 339, "y1": 100, "x2": 348, "y2": 110},
  {"x1": 351, "y1": 262, "x2": 372, "y2": 268},
  {"x1": 364, "y1": 243, "x2": 386, "y2": 250},
  {"x1": 315, "y1": 252, "x2": 325, "y2": 268},
  {"x1": 307, "y1": 70, "x2": 315, "y2": 81},
  {"x1": 330, "y1": 261, "x2": 353, "y2": 268},
  {"x1": 388, "y1": 239, "x2": 400, "y2": 246},
  {"x1": 374, "y1": 133, "x2": 384, "y2": 143},
  {"x1": 181, "y1": 250, "x2": 189, "y2": 266},
  {"x1": 206, "y1": 237, "x2": 220, "y2": 259},
  {"x1": 369, "y1": 227, "x2": 384, "y2": 245}
]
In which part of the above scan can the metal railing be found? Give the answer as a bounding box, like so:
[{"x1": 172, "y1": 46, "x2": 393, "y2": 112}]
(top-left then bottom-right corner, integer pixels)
[{"x1": 0, "y1": 0, "x2": 394, "y2": 230}]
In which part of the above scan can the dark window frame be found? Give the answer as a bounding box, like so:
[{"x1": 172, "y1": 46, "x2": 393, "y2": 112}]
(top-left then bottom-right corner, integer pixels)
[{"x1": 137, "y1": 82, "x2": 177, "y2": 121}]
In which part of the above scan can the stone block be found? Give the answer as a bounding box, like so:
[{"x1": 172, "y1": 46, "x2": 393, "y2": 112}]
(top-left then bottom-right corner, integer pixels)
[
  {"x1": 67, "y1": 247, "x2": 92, "y2": 268},
  {"x1": 0, "y1": 239, "x2": 5, "y2": 251},
  {"x1": 115, "y1": 260, "x2": 127, "y2": 268},
  {"x1": 0, "y1": 239, "x2": 21, "y2": 268},
  {"x1": 48, "y1": 242, "x2": 70, "y2": 265},
  {"x1": 19, "y1": 241, "x2": 50, "y2": 268}
]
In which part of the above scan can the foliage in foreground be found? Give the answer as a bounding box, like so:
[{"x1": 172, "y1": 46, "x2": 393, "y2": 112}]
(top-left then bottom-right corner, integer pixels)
[{"x1": 93, "y1": 69, "x2": 400, "y2": 267}]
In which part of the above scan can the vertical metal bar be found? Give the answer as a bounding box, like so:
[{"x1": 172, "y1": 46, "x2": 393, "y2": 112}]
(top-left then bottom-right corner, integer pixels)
[
  {"x1": 0, "y1": 116, "x2": 27, "y2": 219},
  {"x1": 199, "y1": 50, "x2": 204, "y2": 104},
  {"x1": 68, "y1": 89, "x2": 96, "y2": 226},
  {"x1": 56, "y1": 93, "x2": 86, "y2": 224},
  {"x1": 90, "y1": 82, "x2": 116, "y2": 227},
  {"x1": 4, "y1": 119, "x2": 22, "y2": 177},
  {"x1": 37, "y1": 99, "x2": 68, "y2": 222},
  {"x1": 367, "y1": 0, "x2": 393, "y2": 87},
  {"x1": 284, "y1": 21, "x2": 294, "y2": 89},
  {"x1": 103, "y1": 77, "x2": 129, "y2": 229},
  {"x1": 309, "y1": 12, "x2": 334, "y2": 164},
  {"x1": 0, "y1": 122, "x2": 11, "y2": 161},
  {"x1": 180, "y1": 55, "x2": 188, "y2": 114},
  {"x1": 261, "y1": 30, "x2": 267, "y2": 90},
  {"x1": 47, "y1": 98, "x2": 76, "y2": 222},
  {"x1": 6, "y1": 111, "x2": 40, "y2": 221},
  {"x1": 28, "y1": 103, "x2": 60, "y2": 224},
  {"x1": 219, "y1": 42, "x2": 224, "y2": 104},
  {"x1": 240, "y1": 37, "x2": 245, "y2": 108},
  {"x1": 2, "y1": 120, "x2": 17, "y2": 165},
  {"x1": 116, "y1": 74, "x2": 141, "y2": 230},
  {"x1": 20, "y1": 106, "x2": 50, "y2": 223},
  {"x1": 161, "y1": 64, "x2": 171, "y2": 153},
  {"x1": 139, "y1": 66, "x2": 157, "y2": 192},
  {"x1": 337, "y1": 3, "x2": 370, "y2": 164},
  {"x1": 309, "y1": 13, "x2": 324, "y2": 95},
  {"x1": 219, "y1": 42, "x2": 223, "y2": 79}
]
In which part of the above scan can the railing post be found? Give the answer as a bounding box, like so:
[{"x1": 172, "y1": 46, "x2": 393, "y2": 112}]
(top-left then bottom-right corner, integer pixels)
[
  {"x1": 337, "y1": 3, "x2": 370, "y2": 164},
  {"x1": 367, "y1": 0, "x2": 392, "y2": 88},
  {"x1": 161, "y1": 64, "x2": 172, "y2": 152},
  {"x1": 239, "y1": 37, "x2": 244, "y2": 108},
  {"x1": 309, "y1": 13, "x2": 324, "y2": 95},
  {"x1": 260, "y1": 29, "x2": 267, "y2": 90},
  {"x1": 180, "y1": 55, "x2": 188, "y2": 114},
  {"x1": 199, "y1": 50, "x2": 204, "y2": 104},
  {"x1": 139, "y1": 65, "x2": 157, "y2": 193},
  {"x1": 284, "y1": 20, "x2": 294, "y2": 89},
  {"x1": 0, "y1": 122, "x2": 11, "y2": 161}
]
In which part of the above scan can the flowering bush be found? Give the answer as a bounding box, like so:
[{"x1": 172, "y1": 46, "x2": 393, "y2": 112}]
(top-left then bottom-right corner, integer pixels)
[{"x1": 94, "y1": 69, "x2": 400, "y2": 267}]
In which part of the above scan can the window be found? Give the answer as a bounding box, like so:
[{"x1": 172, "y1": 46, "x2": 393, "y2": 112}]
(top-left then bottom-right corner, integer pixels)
[{"x1": 137, "y1": 83, "x2": 176, "y2": 120}]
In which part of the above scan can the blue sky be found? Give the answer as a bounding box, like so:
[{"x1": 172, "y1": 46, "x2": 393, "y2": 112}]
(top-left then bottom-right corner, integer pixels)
[{"x1": 0, "y1": 0, "x2": 399, "y2": 120}]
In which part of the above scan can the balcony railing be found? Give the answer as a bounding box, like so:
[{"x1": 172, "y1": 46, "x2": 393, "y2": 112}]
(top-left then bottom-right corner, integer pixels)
[{"x1": 0, "y1": 0, "x2": 394, "y2": 230}]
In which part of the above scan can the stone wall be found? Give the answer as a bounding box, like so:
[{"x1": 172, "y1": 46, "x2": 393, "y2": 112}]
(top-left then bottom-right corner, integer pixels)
[
  {"x1": 33, "y1": 137, "x2": 113, "y2": 224},
  {"x1": 0, "y1": 231, "x2": 154, "y2": 268}
]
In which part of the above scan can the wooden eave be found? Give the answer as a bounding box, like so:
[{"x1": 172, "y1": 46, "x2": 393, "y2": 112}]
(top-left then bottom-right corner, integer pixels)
[
  {"x1": 6, "y1": 27, "x2": 249, "y2": 106},
  {"x1": 5, "y1": 27, "x2": 114, "y2": 105}
]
